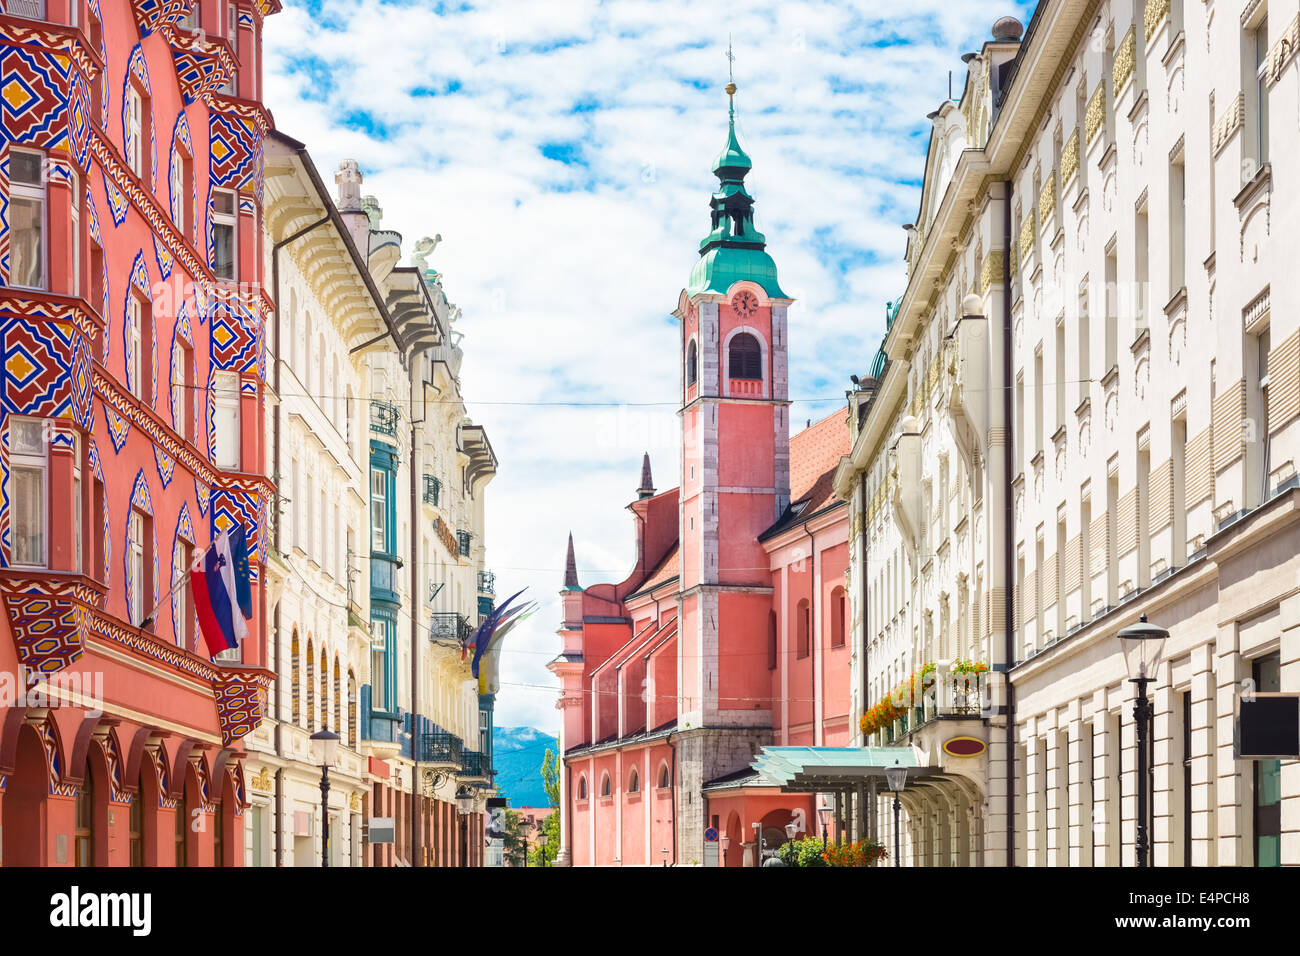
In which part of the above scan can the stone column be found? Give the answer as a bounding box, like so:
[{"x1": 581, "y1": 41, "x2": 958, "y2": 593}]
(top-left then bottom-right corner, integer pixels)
[
  {"x1": 1152, "y1": 660, "x2": 1176, "y2": 866},
  {"x1": 1190, "y1": 644, "x2": 1217, "y2": 865},
  {"x1": 1214, "y1": 622, "x2": 1248, "y2": 866},
  {"x1": 1066, "y1": 708, "x2": 1085, "y2": 866}
]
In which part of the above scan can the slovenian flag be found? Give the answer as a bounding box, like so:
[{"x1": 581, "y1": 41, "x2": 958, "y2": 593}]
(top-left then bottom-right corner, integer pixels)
[{"x1": 192, "y1": 527, "x2": 251, "y2": 657}]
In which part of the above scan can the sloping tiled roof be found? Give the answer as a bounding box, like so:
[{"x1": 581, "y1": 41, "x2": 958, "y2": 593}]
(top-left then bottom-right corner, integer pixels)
[
  {"x1": 628, "y1": 540, "x2": 680, "y2": 598},
  {"x1": 760, "y1": 408, "x2": 850, "y2": 539}
]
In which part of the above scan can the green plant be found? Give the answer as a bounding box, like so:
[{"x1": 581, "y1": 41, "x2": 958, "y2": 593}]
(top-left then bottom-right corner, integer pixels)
[
  {"x1": 778, "y1": 837, "x2": 829, "y2": 867},
  {"x1": 823, "y1": 839, "x2": 887, "y2": 867}
]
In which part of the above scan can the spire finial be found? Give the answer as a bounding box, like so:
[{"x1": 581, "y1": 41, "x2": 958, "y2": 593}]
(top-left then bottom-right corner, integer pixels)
[
  {"x1": 564, "y1": 532, "x2": 580, "y2": 590},
  {"x1": 725, "y1": 37, "x2": 737, "y2": 115},
  {"x1": 637, "y1": 453, "x2": 656, "y2": 500}
]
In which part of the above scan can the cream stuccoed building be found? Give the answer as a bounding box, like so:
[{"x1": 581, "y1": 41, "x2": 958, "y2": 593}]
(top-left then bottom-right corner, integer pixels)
[
  {"x1": 836, "y1": 1, "x2": 1299, "y2": 867},
  {"x1": 247, "y1": 136, "x2": 499, "y2": 867}
]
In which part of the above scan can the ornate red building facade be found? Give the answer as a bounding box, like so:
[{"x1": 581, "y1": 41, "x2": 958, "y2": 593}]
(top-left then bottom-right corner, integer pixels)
[{"x1": 0, "y1": 0, "x2": 276, "y2": 866}]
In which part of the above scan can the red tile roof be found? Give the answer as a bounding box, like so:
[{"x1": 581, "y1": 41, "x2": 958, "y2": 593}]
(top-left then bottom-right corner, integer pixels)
[{"x1": 788, "y1": 407, "x2": 851, "y2": 515}]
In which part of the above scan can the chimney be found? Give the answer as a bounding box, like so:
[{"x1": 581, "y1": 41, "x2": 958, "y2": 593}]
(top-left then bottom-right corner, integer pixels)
[{"x1": 335, "y1": 159, "x2": 371, "y2": 255}]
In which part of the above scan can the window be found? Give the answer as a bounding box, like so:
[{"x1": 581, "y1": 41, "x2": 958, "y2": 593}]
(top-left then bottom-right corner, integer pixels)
[
  {"x1": 75, "y1": 766, "x2": 94, "y2": 866},
  {"x1": 1055, "y1": 319, "x2": 1066, "y2": 432},
  {"x1": 178, "y1": 2, "x2": 198, "y2": 29},
  {"x1": 291, "y1": 630, "x2": 301, "y2": 725},
  {"x1": 1252, "y1": 16, "x2": 1271, "y2": 168},
  {"x1": 70, "y1": 170, "x2": 80, "y2": 297},
  {"x1": 370, "y1": 618, "x2": 388, "y2": 711},
  {"x1": 173, "y1": 141, "x2": 193, "y2": 236},
  {"x1": 1106, "y1": 472, "x2": 1118, "y2": 607},
  {"x1": 175, "y1": 791, "x2": 188, "y2": 866},
  {"x1": 1080, "y1": 494, "x2": 1092, "y2": 622},
  {"x1": 578, "y1": 775, "x2": 588, "y2": 800},
  {"x1": 306, "y1": 638, "x2": 316, "y2": 731},
  {"x1": 1138, "y1": 443, "x2": 1151, "y2": 589},
  {"x1": 129, "y1": 510, "x2": 145, "y2": 626},
  {"x1": 1135, "y1": 203, "x2": 1149, "y2": 334},
  {"x1": 228, "y1": 1, "x2": 238, "y2": 42},
  {"x1": 1169, "y1": 155, "x2": 1186, "y2": 293},
  {"x1": 727, "y1": 332, "x2": 762, "y2": 380},
  {"x1": 686, "y1": 339, "x2": 698, "y2": 387},
  {"x1": 1253, "y1": 653, "x2": 1281, "y2": 866},
  {"x1": 7, "y1": 1, "x2": 48, "y2": 20},
  {"x1": 92, "y1": 474, "x2": 105, "y2": 582},
  {"x1": 1034, "y1": 347, "x2": 1044, "y2": 455},
  {"x1": 211, "y1": 189, "x2": 237, "y2": 281},
  {"x1": 1077, "y1": 281, "x2": 1090, "y2": 406},
  {"x1": 10, "y1": 418, "x2": 47, "y2": 567},
  {"x1": 128, "y1": 296, "x2": 155, "y2": 405},
  {"x1": 600, "y1": 774, "x2": 611, "y2": 798},
  {"x1": 125, "y1": 83, "x2": 149, "y2": 180},
  {"x1": 658, "y1": 765, "x2": 669, "y2": 789},
  {"x1": 767, "y1": 609, "x2": 777, "y2": 670},
  {"x1": 1015, "y1": 372, "x2": 1025, "y2": 470},
  {"x1": 1172, "y1": 417, "x2": 1188, "y2": 567},
  {"x1": 174, "y1": 339, "x2": 194, "y2": 442},
  {"x1": 628, "y1": 768, "x2": 639, "y2": 794},
  {"x1": 371, "y1": 468, "x2": 388, "y2": 553},
  {"x1": 212, "y1": 370, "x2": 240, "y2": 469},
  {"x1": 1104, "y1": 245, "x2": 1118, "y2": 371},
  {"x1": 173, "y1": 538, "x2": 192, "y2": 650},
  {"x1": 129, "y1": 793, "x2": 143, "y2": 867},
  {"x1": 831, "y1": 587, "x2": 846, "y2": 647},
  {"x1": 1248, "y1": 327, "x2": 1272, "y2": 507},
  {"x1": 9, "y1": 149, "x2": 45, "y2": 289},
  {"x1": 796, "y1": 598, "x2": 811, "y2": 659}
]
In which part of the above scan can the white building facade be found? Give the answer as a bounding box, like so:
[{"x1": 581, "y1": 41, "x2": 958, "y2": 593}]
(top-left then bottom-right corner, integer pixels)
[{"x1": 838, "y1": 0, "x2": 1300, "y2": 867}]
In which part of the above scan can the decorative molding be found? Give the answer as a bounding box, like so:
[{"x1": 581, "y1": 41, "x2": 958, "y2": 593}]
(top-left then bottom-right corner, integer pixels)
[
  {"x1": 980, "y1": 252, "x2": 1004, "y2": 295},
  {"x1": 1266, "y1": 15, "x2": 1299, "y2": 87},
  {"x1": 1145, "y1": 0, "x2": 1171, "y2": 38},
  {"x1": 1085, "y1": 83, "x2": 1106, "y2": 144},
  {"x1": 1242, "y1": 286, "x2": 1270, "y2": 335},
  {"x1": 1113, "y1": 27, "x2": 1137, "y2": 97},
  {"x1": 1211, "y1": 91, "x2": 1245, "y2": 156},
  {"x1": 1038, "y1": 174, "x2": 1057, "y2": 226},
  {"x1": 1061, "y1": 130, "x2": 1081, "y2": 186}
]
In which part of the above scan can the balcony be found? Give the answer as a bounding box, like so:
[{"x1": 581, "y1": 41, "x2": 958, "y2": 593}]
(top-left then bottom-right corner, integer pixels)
[
  {"x1": 370, "y1": 400, "x2": 398, "y2": 437},
  {"x1": 865, "y1": 665, "x2": 988, "y2": 748},
  {"x1": 457, "y1": 530, "x2": 472, "y2": 557},
  {"x1": 429, "y1": 611, "x2": 472, "y2": 646},
  {"x1": 459, "y1": 750, "x2": 492, "y2": 783},
  {"x1": 370, "y1": 552, "x2": 401, "y2": 606},
  {"x1": 420, "y1": 731, "x2": 463, "y2": 767},
  {"x1": 477, "y1": 570, "x2": 495, "y2": 595},
  {"x1": 422, "y1": 474, "x2": 441, "y2": 506}
]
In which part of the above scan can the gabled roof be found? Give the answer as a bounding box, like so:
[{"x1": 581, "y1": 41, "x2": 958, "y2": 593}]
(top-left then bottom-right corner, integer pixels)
[{"x1": 626, "y1": 541, "x2": 680, "y2": 600}]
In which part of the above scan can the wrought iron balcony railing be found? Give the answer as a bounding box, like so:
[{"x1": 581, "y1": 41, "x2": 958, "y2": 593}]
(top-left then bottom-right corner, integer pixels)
[
  {"x1": 370, "y1": 400, "x2": 398, "y2": 436},
  {"x1": 477, "y1": 570, "x2": 495, "y2": 594},
  {"x1": 420, "y1": 731, "x2": 464, "y2": 766},
  {"x1": 459, "y1": 750, "x2": 489, "y2": 779},
  {"x1": 429, "y1": 612, "x2": 472, "y2": 646},
  {"x1": 422, "y1": 474, "x2": 441, "y2": 506}
]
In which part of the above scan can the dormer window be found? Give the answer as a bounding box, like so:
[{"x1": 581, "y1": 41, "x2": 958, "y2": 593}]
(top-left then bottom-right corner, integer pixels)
[{"x1": 728, "y1": 332, "x2": 761, "y2": 380}]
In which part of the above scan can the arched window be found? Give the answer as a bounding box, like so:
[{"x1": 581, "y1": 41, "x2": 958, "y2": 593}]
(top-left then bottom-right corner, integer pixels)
[
  {"x1": 658, "y1": 764, "x2": 670, "y2": 789},
  {"x1": 728, "y1": 332, "x2": 762, "y2": 380},
  {"x1": 600, "y1": 773, "x2": 612, "y2": 797},
  {"x1": 319, "y1": 645, "x2": 328, "y2": 731},
  {"x1": 578, "y1": 775, "x2": 588, "y2": 800},
  {"x1": 796, "y1": 599, "x2": 811, "y2": 659},
  {"x1": 767, "y1": 609, "x2": 778, "y2": 670},
  {"x1": 347, "y1": 670, "x2": 357, "y2": 748},
  {"x1": 686, "y1": 339, "x2": 698, "y2": 387},
  {"x1": 628, "y1": 768, "x2": 639, "y2": 793},
  {"x1": 306, "y1": 637, "x2": 316, "y2": 732},
  {"x1": 175, "y1": 787, "x2": 188, "y2": 866},
  {"x1": 334, "y1": 657, "x2": 342, "y2": 740},
  {"x1": 831, "y1": 587, "x2": 847, "y2": 647},
  {"x1": 291, "y1": 629, "x2": 300, "y2": 726}
]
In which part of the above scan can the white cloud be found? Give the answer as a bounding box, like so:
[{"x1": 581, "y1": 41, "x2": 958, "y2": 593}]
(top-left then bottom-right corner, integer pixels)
[{"x1": 264, "y1": 0, "x2": 1037, "y2": 733}]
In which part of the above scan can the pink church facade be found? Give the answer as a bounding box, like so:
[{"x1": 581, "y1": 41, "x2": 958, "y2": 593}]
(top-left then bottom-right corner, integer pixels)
[{"x1": 551, "y1": 89, "x2": 852, "y2": 866}]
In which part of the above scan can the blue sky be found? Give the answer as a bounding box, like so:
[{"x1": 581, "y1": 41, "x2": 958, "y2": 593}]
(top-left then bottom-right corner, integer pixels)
[{"x1": 263, "y1": 0, "x2": 1038, "y2": 734}]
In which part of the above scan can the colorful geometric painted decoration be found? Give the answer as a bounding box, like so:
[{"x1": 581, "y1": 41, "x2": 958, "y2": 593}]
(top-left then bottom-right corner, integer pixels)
[
  {"x1": 154, "y1": 444, "x2": 175, "y2": 487},
  {"x1": 195, "y1": 478, "x2": 208, "y2": 516},
  {"x1": 102, "y1": 398, "x2": 130, "y2": 452},
  {"x1": 89, "y1": 438, "x2": 110, "y2": 592},
  {"x1": 153, "y1": 231, "x2": 174, "y2": 280},
  {"x1": 1, "y1": 316, "x2": 81, "y2": 421},
  {"x1": 210, "y1": 486, "x2": 261, "y2": 581},
  {"x1": 122, "y1": 46, "x2": 158, "y2": 192},
  {"x1": 0, "y1": 46, "x2": 70, "y2": 146},
  {"x1": 168, "y1": 110, "x2": 194, "y2": 232},
  {"x1": 102, "y1": 166, "x2": 129, "y2": 226},
  {"x1": 87, "y1": 0, "x2": 109, "y2": 128},
  {"x1": 212, "y1": 670, "x2": 270, "y2": 745},
  {"x1": 85, "y1": 186, "x2": 110, "y2": 346},
  {"x1": 0, "y1": 578, "x2": 101, "y2": 680},
  {"x1": 209, "y1": 296, "x2": 258, "y2": 373},
  {"x1": 130, "y1": 0, "x2": 193, "y2": 36},
  {"x1": 171, "y1": 38, "x2": 236, "y2": 106}
]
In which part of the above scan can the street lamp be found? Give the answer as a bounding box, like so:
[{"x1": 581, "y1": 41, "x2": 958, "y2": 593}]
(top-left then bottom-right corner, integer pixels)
[
  {"x1": 538, "y1": 829, "x2": 548, "y2": 867},
  {"x1": 661, "y1": 847, "x2": 669, "y2": 867},
  {"x1": 817, "y1": 802, "x2": 833, "y2": 852},
  {"x1": 885, "y1": 762, "x2": 908, "y2": 869},
  {"x1": 720, "y1": 834, "x2": 730, "y2": 866},
  {"x1": 751, "y1": 821, "x2": 763, "y2": 866},
  {"x1": 309, "y1": 726, "x2": 340, "y2": 868},
  {"x1": 1117, "y1": 613, "x2": 1168, "y2": 868}
]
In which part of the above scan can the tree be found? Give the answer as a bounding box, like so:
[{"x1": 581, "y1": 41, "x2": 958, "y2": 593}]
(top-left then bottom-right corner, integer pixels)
[
  {"x1": 500, "y1": 809, "x2": 528, "y2": 868},
  {"x1": 527, "y1": 748, "x2": 562, "y2": 866}
]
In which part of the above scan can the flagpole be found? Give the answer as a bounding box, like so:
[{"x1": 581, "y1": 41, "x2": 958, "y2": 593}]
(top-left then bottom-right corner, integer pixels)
[{"x1": 137, "y1": 535, "x2": 221, "y2": 630}]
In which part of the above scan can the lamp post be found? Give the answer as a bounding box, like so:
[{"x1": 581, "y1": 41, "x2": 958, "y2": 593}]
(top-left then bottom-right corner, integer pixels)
[
  {"x1": 885, "y1": 762, "x2": 907, "y2": 869},
  {"x1": 721, "y1": 834, "x2": 730, "y2": 867},
  {"x1": 750, "y1": 821, "x2": 763, "y2": 867},
  {"x1": 817, "y1": 802, "x2": 832, "y2": 852},
  {"x1": 661, "y1": 847, "x2": 669, "y2": 867},
  {"x1": 309, "y1": 726, "x2": 340, "y2": 868},
  {"x1": 538, "y1": 829, "x2": 549, "y2": 867},
  {"x1": 1117, "y1": 613, "x2": 1168, "y2": 868}
]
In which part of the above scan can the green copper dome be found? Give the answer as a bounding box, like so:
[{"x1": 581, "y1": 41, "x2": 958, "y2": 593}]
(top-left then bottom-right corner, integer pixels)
[{"x1": 687, "y1": 86, "x2": 787, "y2": 300}]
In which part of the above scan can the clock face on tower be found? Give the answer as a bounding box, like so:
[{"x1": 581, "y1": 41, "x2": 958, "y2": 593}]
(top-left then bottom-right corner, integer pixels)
[{"x1": 732, "y1": 290, "x2": 759, "y2": 319}]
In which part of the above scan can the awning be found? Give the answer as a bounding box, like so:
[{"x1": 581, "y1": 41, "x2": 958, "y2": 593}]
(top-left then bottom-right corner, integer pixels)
[{"x1": 751, "y1": 746, "x2": 931, "y2": 792}]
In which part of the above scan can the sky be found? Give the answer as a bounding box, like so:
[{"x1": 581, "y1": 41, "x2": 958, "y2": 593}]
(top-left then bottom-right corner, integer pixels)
[{"x1": 262, "y1": 0, "x2": 1038, "y2": 735}]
